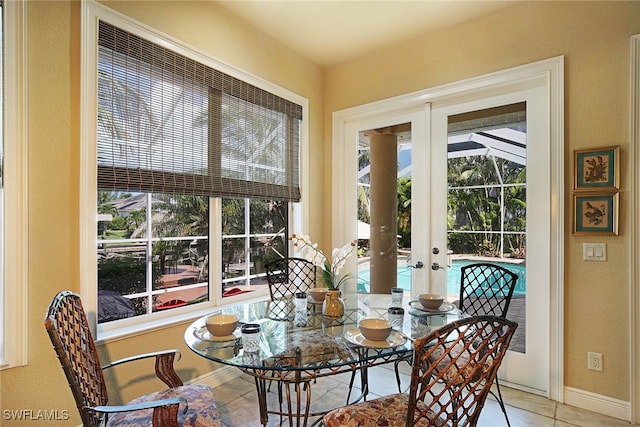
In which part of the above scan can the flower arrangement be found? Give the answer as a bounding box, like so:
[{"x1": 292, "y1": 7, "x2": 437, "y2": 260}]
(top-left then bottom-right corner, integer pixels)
[{"x1": 289, "y1": 234, "x2": 357, "y2": 290}]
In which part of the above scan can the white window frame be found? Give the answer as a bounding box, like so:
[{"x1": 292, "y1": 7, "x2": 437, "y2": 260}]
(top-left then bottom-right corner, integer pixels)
[
  {"x1": 1, "y1": 0, "x2": 28, "y2": 369},
  {"x1": 81, "y1": 2, "x2": 308, "y2": 341},
  {"x1": 220, "y1": 198, "x2": 291, "y2": 290}
]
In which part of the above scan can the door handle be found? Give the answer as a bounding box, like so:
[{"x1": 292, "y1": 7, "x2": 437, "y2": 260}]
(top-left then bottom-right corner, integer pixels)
[
  {"x1": 410, "y1": 261, "x2": 424, "y2": 269},
  {"x1": 431, "y1": 262, "x2": 445, "y2": 271}
]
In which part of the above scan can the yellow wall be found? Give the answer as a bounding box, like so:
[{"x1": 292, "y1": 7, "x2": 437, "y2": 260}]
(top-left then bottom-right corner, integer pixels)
[
  {"x1": 0, "y1": 1, "x2": 322, "y2": 425},
  {"x1": 323, "y1": 1, "x2": 640, "y2": 401},
  {"x1": 2, "y1": 0, "x2": 640, "y2": 425}
]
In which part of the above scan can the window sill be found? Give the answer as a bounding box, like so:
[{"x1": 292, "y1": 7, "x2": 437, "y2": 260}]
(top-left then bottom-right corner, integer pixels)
[{"x1": 95, "y1": 288, "x2": 270, "y2": 345}]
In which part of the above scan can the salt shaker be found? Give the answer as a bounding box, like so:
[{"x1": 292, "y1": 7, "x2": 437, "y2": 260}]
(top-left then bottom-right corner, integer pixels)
[
  {"x1": 294, "y1": 292, "x2": 308, "y2": 326},
  {"x1": 388, "y1": 306, "x2": 405, "y2": 331},
  {"x1": 241, "y1": 323, "x2": 261, "y2": 353}
]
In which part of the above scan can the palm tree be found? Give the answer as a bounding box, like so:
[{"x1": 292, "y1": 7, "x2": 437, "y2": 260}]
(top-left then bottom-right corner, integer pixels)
[
  {"x1": 397, "y1": 177, "x2": 411, "y2": 248},
  {"x1": 447, "y1": 154, "x2": 526, "y2": 257},
  {"x1": 153, "y1": 194, "x2": 209, "y2": 274}
]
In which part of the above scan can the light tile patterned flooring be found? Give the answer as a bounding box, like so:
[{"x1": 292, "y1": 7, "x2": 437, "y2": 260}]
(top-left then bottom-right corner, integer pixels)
[{"x1": 210, "y1": 364, "x2": 634, "y2": 427}]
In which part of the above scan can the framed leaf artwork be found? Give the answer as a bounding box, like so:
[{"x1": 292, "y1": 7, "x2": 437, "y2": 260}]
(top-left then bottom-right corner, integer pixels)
[
  {"x1": 574, "y1": 146, "x2": 619, "y2": 191},
  {"x1": 573, "y1": 192, "x2": 619, "y2": 235}
]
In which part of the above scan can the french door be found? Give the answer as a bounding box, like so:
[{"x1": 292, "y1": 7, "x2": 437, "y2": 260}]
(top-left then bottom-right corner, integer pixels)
[
  {"x1": 351, "y1": 87, "x2": 549, "y2": 393},
  {"x1": 429, "y1": 85, "x2": 549, "y2": 393},
  {"x1": 338, "y1": 57, "x2": 564, "y2": 402},
  {"x1": 334, "y1": 58, "x2": 563, "y2": 397}
]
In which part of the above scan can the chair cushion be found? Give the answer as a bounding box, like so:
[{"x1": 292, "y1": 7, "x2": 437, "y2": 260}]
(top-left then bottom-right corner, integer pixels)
[
  {"x1": 106, "y1": 384, "x2": 220, "y2": 427},
  {"x1": 429, "y1": 341, "x2": 494, "y2": 386},
  {"x1": 323, "y1": 393, "x2": 443, "y2": 427}
]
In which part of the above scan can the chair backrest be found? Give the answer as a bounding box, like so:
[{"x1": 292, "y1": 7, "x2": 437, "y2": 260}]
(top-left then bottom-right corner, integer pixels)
[
  {"x1": 407, "y1": 315, "x2": 518, "y2": 426},
  {"x1": 265, "y1": 257, "x2": 316, "y2": 301},
  {"x1": 459, "y1": 262, "x2": 519, "y2": 318},
  {"x1": 44, "y1": 291, "x2": 108, "y2": 427}
]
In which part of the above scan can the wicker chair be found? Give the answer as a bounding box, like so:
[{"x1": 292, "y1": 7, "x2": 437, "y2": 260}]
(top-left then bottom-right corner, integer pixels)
[
  {"x1": 265, "y1": 257, "x2": 316, "y2": 320},
  {"x1": 44, "y1": 290, "x2": 220, "y2": 427},
  {"x1": 323, "y1": 315, "x2": 518, "y2": 427},
  {"x1": 455, "y1": 262, "x2": 519, "y2": 425},
  {"x1": 264, "y1": 257, "x2": 317, "y2": 397},
  {"x1": 265, "y1": 257, "x2": 316, "y2": 300},
  {"x1": 393, "y1": 263, "x2": 519, "y2": 395},
  {"x1": 457, "y1": 262, "x2": 518, "y2": 319}
]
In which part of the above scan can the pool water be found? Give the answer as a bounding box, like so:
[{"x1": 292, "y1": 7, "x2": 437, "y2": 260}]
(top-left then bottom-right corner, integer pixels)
[{"x1": 357, "y1": 259, "x2": 526, "y2": 296}]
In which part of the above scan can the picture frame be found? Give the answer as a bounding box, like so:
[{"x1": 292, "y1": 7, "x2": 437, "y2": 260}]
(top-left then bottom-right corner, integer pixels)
[
  {"x1": 574, "y1": 145, "x2": 619, "y2": 191},
  {"x1": 573, "y1": 192, "x2": 619, "y2": 235}
]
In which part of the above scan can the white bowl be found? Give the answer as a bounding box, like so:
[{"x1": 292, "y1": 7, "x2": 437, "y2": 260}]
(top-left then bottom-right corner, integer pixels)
[
  {"x1": 419, "y1": 293, "x2": 444, "y2": 310},
  {"x1": 309, "y1": 287, "x2": 329, "y2": 301},
  {"x1": 359, "y1": 318, "x2": 392, "y2": 341},
  {"x1": 205, "y1": 314, "x2": 239, "y2": 336}
]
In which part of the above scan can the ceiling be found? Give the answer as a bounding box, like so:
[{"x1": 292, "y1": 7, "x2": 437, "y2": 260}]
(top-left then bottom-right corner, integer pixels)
[{"x1": 216, "y1": 1, "x2": 518, "y2": 67}]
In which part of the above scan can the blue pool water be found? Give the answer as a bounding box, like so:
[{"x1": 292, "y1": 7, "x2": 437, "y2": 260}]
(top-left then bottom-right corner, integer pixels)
[{"x1": 357, "y1": 259, "x2": 526, "y2": 295}]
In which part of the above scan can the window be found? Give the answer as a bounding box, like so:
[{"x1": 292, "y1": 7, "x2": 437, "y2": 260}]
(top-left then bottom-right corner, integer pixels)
[
  {"x1": 95, "y1": 21, "x2": 301, "y2": 200},
  {"x1": 1, "y1": 0, "x2": 28, "y2": 368},
  {"x1": 97, "y1": 192, "x2": 210, "y2": 322},
  {"x1": 82, "y1": 3, "x2": 307, "y2": 335},
  {"x1": 221, "y1": 198, "x2": 288, "y2": 292}
]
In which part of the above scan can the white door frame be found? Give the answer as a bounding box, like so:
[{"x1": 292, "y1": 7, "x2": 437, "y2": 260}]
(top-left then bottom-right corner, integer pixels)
[
  {"x1": 629, "y1": 34, "x2": 640, "y2": 424},
  {"x1": 332, "y1": 56, "x2": 565, "y2": 402}
]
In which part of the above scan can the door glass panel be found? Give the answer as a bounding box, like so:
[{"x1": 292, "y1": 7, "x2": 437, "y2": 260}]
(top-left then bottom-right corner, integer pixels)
[
  {"x1": 446, "y1": 103, "x2": 527, "y2": 353},
  {"x1": 357, "y1": 125, "x2": 412, "y2": 294}
]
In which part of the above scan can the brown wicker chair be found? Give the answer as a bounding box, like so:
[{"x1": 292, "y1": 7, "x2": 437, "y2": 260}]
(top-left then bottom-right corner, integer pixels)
[
  {"x1": 44, "y1": 290, "x2": 220, "y2": 427},
  {"x1": 393, "y1": 262, "x2": 519, "y2": 422},
  {"x1": 265, "y1": 257, "x2": 316, "y2": 320},
  {"x1": 323, "y1": 315, "x2": 518, "y2": 427},
  {"x1": 456, "y1": 262, "x2": 519, "y2": 426}
]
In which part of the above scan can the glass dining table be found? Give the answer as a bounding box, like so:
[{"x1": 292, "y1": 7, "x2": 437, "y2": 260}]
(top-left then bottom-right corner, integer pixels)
[{"x1": 184, "y1": 292, "x2": 464, "y2": 427}]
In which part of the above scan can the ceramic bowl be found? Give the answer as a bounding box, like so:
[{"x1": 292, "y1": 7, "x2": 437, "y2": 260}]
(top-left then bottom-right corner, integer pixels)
[
  {"x1": 205, "y1": 314, "x2": 239, "y2": 336},
  {"x1": 419, "y1": 293, "x2": 444, "y2": 310},
  {"x1": 359, "y1": 318, "x2": 392, "y2": 341},
  {"x1": 309, "y1": 287, "x2": 329, "y2": 301}
]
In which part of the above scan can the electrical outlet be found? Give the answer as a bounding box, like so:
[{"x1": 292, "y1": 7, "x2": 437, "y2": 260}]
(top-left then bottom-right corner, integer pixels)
[{"x1": 588, "y1": 352, "x2": 603, "y2": 371}]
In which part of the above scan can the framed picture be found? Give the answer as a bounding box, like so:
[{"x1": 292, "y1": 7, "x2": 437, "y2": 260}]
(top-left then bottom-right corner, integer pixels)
[
  {"x1": 573, "y1": 192, "x2": 619, "y2": 235},
  {"x1": 574, "y1": 145, "x2": 619, "y2": 191}
]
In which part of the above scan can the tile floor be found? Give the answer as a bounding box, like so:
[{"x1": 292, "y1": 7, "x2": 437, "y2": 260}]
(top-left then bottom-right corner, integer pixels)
[{"x1": 210, "y1": 364, "x2": 634, "y2": 427}]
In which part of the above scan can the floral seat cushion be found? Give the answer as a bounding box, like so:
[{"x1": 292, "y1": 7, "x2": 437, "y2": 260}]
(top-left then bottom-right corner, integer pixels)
[
  {"x1": 106, "y1": 384, "x2": 220, "y2": 427},
  {"x1": 429, "y1": 341, "x2": 494, "y2": 386},
  {"x1": 323, "y1": 393, "x2": 444, "y2": 427}
]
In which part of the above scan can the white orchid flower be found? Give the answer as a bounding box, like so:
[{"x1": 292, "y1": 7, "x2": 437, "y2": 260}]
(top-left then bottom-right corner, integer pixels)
[{"x1": 288, "y1": 234, "x2": 357, "y2": 289}]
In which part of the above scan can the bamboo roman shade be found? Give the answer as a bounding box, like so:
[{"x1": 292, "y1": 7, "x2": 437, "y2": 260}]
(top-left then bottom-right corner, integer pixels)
[{"x1": 96, "y1": 21, "x2": 302, "y2": 201}]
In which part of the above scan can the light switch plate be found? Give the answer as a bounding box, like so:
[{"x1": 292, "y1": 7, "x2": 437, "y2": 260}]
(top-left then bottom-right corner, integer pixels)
[{"x1": 583, "y1": 243, "x2": 606, "y2": 261}]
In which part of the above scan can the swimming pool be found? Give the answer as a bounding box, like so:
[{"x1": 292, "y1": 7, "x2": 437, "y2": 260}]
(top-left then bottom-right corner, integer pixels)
[{"x1": 357, "y1": 259, "x2": 526, "y2": 296}]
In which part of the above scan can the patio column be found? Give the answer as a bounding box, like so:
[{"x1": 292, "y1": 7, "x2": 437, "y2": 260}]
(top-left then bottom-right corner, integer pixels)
[{"x1": 368, "y1": 131, "x2": 397, "y2": 294}]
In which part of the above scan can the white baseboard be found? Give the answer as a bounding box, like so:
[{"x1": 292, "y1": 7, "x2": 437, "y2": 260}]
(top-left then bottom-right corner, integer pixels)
[
  {"x1": 186, "y1": 365, "x2": 244, "y2": 388},
  {"x1": 564, "y1": 386, "x2": 630, "y2": 422}
]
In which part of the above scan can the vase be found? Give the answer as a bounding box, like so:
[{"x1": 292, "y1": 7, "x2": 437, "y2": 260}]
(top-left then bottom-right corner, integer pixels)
[{"x1": 322, "y1": 289, "x2": 345, "y2": 318}]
